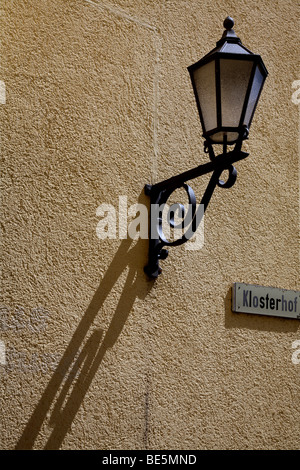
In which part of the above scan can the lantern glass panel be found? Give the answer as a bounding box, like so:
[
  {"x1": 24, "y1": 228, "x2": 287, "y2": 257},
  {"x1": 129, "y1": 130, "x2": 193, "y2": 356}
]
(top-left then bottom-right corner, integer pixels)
[
  {"x1": 193, "y1": 60, "x2": 216, "y2": 132},
  {"x1": 220, "y1": 58, "x2": 253, "y2": 127},
  {"x1": 210, "y1": 130, "x2": 240, "y2": 143},
  {"x1": 243, "y1": 64, "x2": 265, "y2": 126}
]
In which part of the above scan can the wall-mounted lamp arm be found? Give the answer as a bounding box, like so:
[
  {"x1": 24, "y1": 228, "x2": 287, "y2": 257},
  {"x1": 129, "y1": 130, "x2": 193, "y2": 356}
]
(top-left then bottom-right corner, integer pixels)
[
  {"x1": 144, "y1": 141, "x2": 249, "y2": 279},
  {"x1": 143, "y1": 16, "x2": 267, "y2": 279}
]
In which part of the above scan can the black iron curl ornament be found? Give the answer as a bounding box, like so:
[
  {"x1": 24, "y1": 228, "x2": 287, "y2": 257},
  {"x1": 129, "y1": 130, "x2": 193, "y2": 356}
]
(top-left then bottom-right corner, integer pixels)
[
  {"x1": 144, "y1": 129, "x2": 248, "y2": 279},
  {"x1": 144, "y1": 17, "x2": 268, "y2": 279}
]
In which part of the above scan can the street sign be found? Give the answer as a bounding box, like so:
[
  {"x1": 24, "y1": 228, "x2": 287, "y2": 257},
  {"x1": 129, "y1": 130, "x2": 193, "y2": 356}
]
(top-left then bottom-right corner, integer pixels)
[{"x1": 232, "y1": 283, "x2": 300, "y2": 319}]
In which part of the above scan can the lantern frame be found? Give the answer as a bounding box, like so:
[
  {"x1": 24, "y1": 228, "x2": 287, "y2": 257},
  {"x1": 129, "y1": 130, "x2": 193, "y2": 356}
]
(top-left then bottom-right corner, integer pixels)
[{"x1": 188, "y1": 18, "x2": 268, "y2": 145}]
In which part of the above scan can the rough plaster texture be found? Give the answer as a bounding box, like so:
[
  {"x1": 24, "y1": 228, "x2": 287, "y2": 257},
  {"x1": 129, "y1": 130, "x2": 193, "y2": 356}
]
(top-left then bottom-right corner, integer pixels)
[{"x1": 0, "y1": 0, "x2": 299, "y2": 450}]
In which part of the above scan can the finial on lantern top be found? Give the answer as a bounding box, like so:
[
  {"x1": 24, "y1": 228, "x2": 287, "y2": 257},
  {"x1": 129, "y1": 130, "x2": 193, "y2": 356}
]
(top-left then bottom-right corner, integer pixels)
[
  {"x1": 216, "y1": 16, "x2": 239, "y2": 46},
  {"x1": 223, "y1": 16, "x2": 234, "y2": 30}
]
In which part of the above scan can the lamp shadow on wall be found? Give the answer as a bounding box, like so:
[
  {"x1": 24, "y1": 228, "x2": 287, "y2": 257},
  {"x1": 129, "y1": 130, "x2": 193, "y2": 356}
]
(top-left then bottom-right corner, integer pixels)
[
  {"x1": 16, "y1": 199, "x2": 154, "y2": 450},
  {"x1": 224, "y1": 287, "x2": 299, "y2": 333}
]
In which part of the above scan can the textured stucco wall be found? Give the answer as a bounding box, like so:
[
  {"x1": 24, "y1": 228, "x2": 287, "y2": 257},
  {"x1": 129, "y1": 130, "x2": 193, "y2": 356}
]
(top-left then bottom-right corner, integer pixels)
[{"x1": 0, "y1": 0, "x2": 299, "y2": 450}]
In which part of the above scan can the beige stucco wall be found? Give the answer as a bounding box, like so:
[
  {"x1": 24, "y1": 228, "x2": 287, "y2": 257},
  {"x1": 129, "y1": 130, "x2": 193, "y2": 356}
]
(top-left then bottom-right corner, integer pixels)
[{"x1": 0, "y1": 0, "x2": 299, "y2": 450}]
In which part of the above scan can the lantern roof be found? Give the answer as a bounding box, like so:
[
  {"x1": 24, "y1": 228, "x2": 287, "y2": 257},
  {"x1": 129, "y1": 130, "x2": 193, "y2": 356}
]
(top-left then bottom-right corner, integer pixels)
[{"x1": 189, "y1": 17, "x2": 268, "y2": 76}]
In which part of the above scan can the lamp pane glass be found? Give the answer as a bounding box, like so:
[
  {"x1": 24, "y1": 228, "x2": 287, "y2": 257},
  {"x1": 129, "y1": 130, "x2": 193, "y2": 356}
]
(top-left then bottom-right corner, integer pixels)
[
  {"x1": 243, "y1": 64, "x2": 264, "y2": 126},
  {"x1": 193, "y1": 60, "x2": 217, "y2": 132},
  {"x1": 220, "y1": 59, "x2": 253, "y2": 127},
  {"x1": 211, "y1": 131, "x2": 239, "y2": 143}
]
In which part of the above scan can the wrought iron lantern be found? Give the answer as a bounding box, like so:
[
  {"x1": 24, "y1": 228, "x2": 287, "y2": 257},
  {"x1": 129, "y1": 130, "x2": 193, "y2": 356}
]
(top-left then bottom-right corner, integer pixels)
[
  {"x1": 144, "y1": 17, "x2": 268, "y2": 279},
  {"x1": 188, "y1": 16, "x2": 268, "y2": 146}
]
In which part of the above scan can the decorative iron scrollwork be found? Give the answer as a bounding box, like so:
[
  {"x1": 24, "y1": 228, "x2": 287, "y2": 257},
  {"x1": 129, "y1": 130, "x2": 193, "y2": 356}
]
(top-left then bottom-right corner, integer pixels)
[
  {"x1": 144, "y1": 134, "x2": 249, "y2": 279},
  {"x1": 157, "y1": 183, "x2": 197, "y2": 247}
]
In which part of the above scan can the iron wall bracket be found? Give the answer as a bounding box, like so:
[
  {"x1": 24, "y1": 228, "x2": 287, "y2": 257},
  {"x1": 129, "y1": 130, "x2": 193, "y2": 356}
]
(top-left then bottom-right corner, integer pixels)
[{"x1": 144, "y1": 139, "x2": 249, "y2": 279}]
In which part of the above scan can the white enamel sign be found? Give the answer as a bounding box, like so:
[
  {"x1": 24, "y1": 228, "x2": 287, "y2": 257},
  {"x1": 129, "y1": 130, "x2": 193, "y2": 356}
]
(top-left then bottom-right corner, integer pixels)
[{"x1": 232, "y1": 283, "x2": 300, "y2": 319}]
